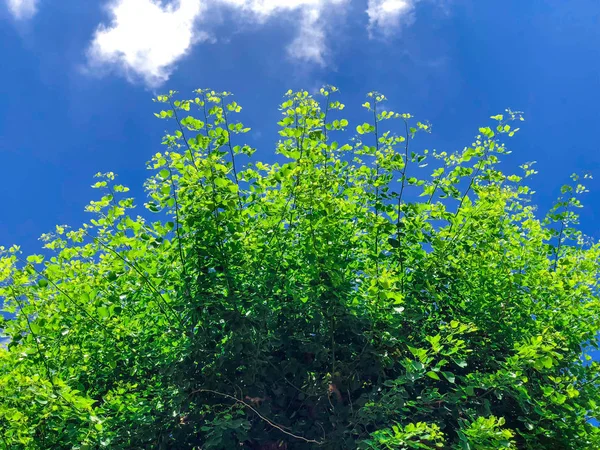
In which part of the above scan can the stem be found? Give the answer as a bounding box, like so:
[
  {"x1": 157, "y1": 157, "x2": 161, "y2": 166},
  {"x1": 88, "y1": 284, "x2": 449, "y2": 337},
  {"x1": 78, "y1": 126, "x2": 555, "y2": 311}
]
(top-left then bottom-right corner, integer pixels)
[
  {"x1": 256, "y1": 98, "x2": 307, "y2": 281},
  {"x1": 10, "y1": 288, "x2": 54, "y2": 385},
  {"x1": 191, "y1": 389, "x2": 324, "y2": 445},
  {"x1": 201, "y1": 92, "x2": 213, "y2": 155},
  {"x1": 220, "y1": 97, "x2": 243, "y2": 211},
  {"x1": 197, "y1": 95, "x2": 239, "y2": 309},
  {"x1": 396, "y1": 119, "x2": 410, "y2": 229},
  {"x1": 553, "y1": 200, "x2": 571, "y2": 271},
  {"x1": 322, "y1": 94, "x2": 331, "y2": 173},
  {"x1": 168, "y1": 168, "x2": 190, "y2": 295},
  {"x1": 373, "y1": 101, "x2": 380, "y2": 276},
  {"x1": 9, "y1": 287, "x2": 89, "y2": 417},
  {"x1": 448, "y1": 143, "x2": 493, "y2": 240},
  {"x1": 84, "y1": 230, "x2": 185, "y2": 331},
  {"x1": 17, "y1": 257, "x2": 105, "y2": 329},
  {"x1": 427, "y1": 161, "x2": 450, "y2": 205},
  {"x1": 579, "y1": 374, "x2": 600, "y2": 389},
  {"x1": 169, "y1": 98, "x2": 197, "y2": 169},
  {"x1": 554, "y1": 219, "x2": 566, "y2": 271},
  {"x1": 396, "y1": 119, "x2": 411, "y2": 292}
]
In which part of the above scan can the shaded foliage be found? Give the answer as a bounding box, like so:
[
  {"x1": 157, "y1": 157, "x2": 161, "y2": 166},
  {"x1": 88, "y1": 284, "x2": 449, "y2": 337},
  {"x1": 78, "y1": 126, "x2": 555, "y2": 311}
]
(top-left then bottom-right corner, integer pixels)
[{"x1": 1, "y1": 88, "x2": 599, "y2": 449}]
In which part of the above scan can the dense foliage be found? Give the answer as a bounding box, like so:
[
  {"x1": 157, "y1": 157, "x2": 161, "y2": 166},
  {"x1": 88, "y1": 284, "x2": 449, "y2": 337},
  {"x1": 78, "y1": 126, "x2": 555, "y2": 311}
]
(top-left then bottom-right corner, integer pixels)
[{"x1": 1, "y1": 88, "x2": 599, "y2": 449}]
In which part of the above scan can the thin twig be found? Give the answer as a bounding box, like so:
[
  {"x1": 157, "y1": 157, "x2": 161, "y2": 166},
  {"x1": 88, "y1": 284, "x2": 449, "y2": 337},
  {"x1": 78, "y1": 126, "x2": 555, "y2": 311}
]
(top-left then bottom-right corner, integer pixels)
[
  {"x1": 396, "y1": 119, "x2": 411, "y2": 229},
  {"x1": 9, "y1": 288, "x2": 54, "y2": 385},
  {"x1": 220, "y1": 97, "x2": 243, "y2": 211},
  {"x1": 168, "y1": 167, "x2": 191, "y2": 295},
  {"x1": 265, "y1": 360, "x2": 316, "y2": 397},
  {"x1": 553, "y1": 201, "x2": 571, "y2": 272},
  {"x1": 16, "y1": 257, "x2": 104, "y2": 329},
  {"x1": 9, "y1": 288, "x2": 89, "y2": 418},
  {"x1": 83, "y1": 230, "x2": 185, "y2": 331},
  {"x1": 579, "y1": 374, "x2": 600, "y2": 389},
  {"x1": 191, "y1": 389, "x2": 324, "y2": 445},
  {"x1": 451, "y1": 144, "x2": 492, "y2": 233},
  {"x1": 169, "y1": 98, "x2": 197, "y2": 169},
  {"x1": 373, "y1": 100, "x2": 381, "y2": 276}
]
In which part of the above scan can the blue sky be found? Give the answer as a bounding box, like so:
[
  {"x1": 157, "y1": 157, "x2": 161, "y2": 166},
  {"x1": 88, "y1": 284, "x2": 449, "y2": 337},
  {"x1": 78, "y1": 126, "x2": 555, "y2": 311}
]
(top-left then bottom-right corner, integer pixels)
[{"x1": 1, "y1": 0, "x2": 599, "y2": 255}]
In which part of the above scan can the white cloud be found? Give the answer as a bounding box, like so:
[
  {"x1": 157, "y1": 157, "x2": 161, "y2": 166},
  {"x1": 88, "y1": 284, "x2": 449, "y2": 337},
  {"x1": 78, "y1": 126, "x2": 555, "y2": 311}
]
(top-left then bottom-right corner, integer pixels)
[
  {"x1": 366, "y1": 0, "x2": 419, "y2": 36},
  {"x1": 219, "y1": 0, "x2": 345, "y2": 66},
  {"x1": 6, "y1": 0, "x2": 38, "y2": 20},
  {"x1": 226, "y1": 1, "x2": 345, "y2": 64},
  {"x1": 87, "y1": 0, "x2": 348, "y2": 86},
  {"x1": 86, "y1": 0, "x2": 432, "y2": 87},
  {"x1": 87, "y1": 0, "x2": 205, "y2": 87},
  {"x1": 287, "y1": 6, "x2": 327, "y2": 65},
  {"x1": 220, "y1": 0, "x2": 336, "y2": 20}
]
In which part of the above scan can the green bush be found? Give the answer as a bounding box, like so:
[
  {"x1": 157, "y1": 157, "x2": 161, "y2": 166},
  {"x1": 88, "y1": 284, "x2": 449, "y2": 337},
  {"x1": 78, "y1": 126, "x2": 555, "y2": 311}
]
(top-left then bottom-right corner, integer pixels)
[{"x1": 1, "y1": 88, "x2": 599, "y2": 449}]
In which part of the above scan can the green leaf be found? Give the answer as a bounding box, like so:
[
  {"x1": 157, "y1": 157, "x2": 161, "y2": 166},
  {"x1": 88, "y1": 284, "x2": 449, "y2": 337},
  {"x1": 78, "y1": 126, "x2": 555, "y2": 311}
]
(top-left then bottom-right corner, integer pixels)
[
  {"x1": 426, "y1": 371, "x2": 440, "y2": 380},
  {"x1": 442, "y1": 372, "x2": 456, "y2": 383},
  {"x1": 553, "y1": 393, "x2": 567, "y2": 405},
  {"x1": 541, "y1": 356, "x2": 553, "y2": 368},
  {"x1": 453, "y1": 358, "x2": 468, "y2": 368},
  {"x1": 29, "y1": 322, "x2": 41, "y2": 334},
  {"x1": 27, "y1": 255, "x2": 44, "y2": 264}
]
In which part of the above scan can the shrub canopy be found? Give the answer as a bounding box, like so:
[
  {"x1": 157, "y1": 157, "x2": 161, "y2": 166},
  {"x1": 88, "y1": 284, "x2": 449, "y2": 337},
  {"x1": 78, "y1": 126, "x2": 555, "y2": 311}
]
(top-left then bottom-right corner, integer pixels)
[{"x1": 1, "y1": 88, "x2": 599, "y2": 449}]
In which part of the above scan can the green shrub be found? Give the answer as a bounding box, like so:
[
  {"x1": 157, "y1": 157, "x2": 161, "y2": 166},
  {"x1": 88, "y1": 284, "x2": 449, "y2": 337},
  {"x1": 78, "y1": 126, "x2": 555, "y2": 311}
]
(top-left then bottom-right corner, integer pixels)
[{"x1": 1, "y1": 88, "x2": 599, "y2": 449}]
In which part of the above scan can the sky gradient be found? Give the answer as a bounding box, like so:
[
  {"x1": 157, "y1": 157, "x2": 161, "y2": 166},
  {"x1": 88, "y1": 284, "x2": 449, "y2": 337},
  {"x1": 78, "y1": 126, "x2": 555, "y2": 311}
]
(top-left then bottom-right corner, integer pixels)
[{"x1": 1, "y1": 0, "x2": 599, "y2": 255}]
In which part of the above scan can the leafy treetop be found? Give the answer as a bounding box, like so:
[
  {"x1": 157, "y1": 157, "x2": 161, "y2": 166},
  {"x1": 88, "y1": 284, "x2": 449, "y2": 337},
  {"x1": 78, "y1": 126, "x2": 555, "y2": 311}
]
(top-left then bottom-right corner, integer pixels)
[{"x1": 0, "y1": 87, "x2": 599, "y2": 449}]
